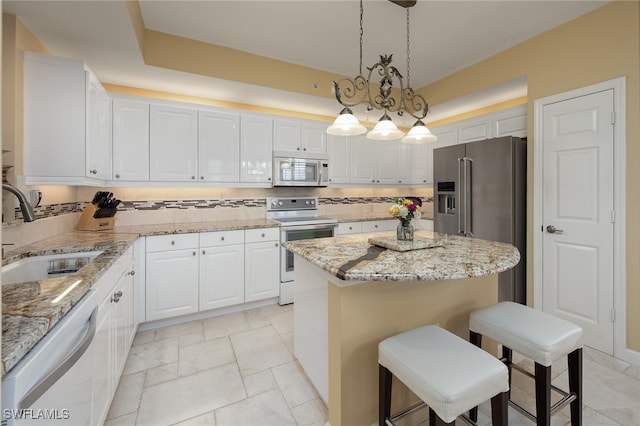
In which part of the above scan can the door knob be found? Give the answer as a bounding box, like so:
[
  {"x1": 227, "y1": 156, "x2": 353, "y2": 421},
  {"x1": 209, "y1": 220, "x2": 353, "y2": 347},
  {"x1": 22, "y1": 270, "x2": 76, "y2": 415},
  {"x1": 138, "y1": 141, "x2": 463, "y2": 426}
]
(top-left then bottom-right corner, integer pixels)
[{"x1": 546, "y1": 225, "x2": 564, "y2": 234}]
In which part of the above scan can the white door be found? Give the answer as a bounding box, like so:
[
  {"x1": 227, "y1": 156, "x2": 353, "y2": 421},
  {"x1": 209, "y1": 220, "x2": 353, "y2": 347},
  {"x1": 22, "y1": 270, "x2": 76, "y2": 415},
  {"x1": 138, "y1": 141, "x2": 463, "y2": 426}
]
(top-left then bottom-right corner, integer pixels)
[
  {"x1": 301, "y1": 121, "x2": 327, "y2": 154},
  {"x1": 541, "y1": 89, "x2": 614, "y2": 354},
  {"x1": 327, "y1": 134, "x2": 351, "y2": 184}
]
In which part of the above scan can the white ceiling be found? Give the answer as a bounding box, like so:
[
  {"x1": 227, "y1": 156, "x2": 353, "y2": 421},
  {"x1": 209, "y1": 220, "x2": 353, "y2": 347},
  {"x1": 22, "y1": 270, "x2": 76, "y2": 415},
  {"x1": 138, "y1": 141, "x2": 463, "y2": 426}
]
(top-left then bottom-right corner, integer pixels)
[{"x1": 3, "y1": 0, "x2": 610, "y2": 122}]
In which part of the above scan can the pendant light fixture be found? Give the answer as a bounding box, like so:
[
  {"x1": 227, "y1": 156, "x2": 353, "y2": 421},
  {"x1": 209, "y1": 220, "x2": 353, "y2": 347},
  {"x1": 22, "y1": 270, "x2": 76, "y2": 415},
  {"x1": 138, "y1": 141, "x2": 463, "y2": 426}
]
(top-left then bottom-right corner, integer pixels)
[{"x1": 326, "y1": 0, "x2": 437, "y2": 144}]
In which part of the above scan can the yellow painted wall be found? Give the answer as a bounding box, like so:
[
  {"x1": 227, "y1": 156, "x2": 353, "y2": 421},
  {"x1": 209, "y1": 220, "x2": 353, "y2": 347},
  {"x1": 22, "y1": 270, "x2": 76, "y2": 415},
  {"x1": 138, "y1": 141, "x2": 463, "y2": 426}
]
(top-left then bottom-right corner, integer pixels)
[{"x1": 417, "y1": 0, "x2": 639, "y2": 351}]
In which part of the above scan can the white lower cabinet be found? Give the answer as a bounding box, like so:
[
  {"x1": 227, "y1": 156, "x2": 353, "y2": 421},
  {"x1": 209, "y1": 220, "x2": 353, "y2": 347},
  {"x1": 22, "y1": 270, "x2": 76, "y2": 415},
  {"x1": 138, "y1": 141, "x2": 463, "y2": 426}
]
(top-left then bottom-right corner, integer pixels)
[
  {"x1": 145, "y1": 234, "x2": 199, "y2": 321},
  {"x1": 361, "y1": 220, "x2": 389, "y2": 233},
  {"x1": 91, "y1": 247, "x2": 137, "y2": 425},
  {"x1": 336, "y1": 222, "x2": 362, "y2": 235},
  {"x1": 145, "y1": 228, "x2": 280, "y2": 321},
  {"x1": 244, "y1": 229, "x2": 280, "y2": 302},
  {"x1": 199, "y1": 230, "x2": 245, "y2": 310}
]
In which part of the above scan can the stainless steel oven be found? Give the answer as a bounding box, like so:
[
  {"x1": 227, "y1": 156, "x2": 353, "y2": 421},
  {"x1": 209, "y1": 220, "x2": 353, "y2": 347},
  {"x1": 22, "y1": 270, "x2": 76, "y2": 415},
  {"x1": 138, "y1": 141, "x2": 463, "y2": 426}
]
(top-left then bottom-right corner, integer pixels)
[{"x1": 267, "y1": 197, "x2": 337, "y2": 305}]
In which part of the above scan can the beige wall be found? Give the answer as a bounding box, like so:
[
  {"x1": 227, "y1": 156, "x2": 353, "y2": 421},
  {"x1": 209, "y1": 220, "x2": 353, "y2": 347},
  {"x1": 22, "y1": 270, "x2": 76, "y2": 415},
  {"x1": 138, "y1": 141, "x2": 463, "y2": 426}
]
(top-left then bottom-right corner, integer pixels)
[{"x1": 418, "y1": 0, "x2": 640, "y2": 353}]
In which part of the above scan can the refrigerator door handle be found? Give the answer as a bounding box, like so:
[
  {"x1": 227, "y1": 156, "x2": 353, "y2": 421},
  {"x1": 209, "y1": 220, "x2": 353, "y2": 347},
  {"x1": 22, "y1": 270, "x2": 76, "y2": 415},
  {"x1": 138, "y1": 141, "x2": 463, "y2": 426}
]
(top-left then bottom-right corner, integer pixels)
[
  {"x1": 457, "y1": 157, "x2": 464, "y2": 235},
  {"x1": 463, "y1": 157, "x2": 474, "y2": 237}
]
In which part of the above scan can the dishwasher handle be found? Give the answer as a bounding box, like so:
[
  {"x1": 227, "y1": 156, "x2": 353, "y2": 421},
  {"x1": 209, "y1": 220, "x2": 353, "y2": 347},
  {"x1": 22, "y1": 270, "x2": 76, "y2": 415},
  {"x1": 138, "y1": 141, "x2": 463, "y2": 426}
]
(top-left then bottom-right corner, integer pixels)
[{"x1": 19, "y1": 305, "x2": 98, "y2": 410}]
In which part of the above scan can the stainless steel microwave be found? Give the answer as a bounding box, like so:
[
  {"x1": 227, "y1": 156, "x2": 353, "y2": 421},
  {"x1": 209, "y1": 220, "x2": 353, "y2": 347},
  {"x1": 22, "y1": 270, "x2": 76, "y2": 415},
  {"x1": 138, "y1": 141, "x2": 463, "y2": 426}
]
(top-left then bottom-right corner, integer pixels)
[{"x1": 272, "y1": 154, "x2": 329, "y2": 187}]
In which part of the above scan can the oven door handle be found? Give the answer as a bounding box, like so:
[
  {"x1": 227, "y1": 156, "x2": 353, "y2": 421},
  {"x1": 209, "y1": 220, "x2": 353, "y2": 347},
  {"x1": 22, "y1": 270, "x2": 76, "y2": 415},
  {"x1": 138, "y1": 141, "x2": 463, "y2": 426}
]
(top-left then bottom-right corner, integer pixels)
[{"x1": 281, "y1": 223, "x2": 338, "y2": 232}]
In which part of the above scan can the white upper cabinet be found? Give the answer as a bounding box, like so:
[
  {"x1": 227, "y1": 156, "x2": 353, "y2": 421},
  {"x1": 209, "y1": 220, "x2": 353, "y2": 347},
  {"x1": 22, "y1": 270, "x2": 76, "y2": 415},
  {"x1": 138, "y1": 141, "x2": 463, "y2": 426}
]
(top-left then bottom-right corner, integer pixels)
[
  {"x1": 198, "y1": 110, "x2": 240, "y2": 182},
  {"x1": 430, "y1": 124, "x2": 458, "y2": 147},
  {"x1": 350, "y1": 135, "x2": 375, "y2": 184},
  {"x1": 240, "y1": 115, "x2": 273, "y2": 184},
  {"x1": 23, "y1": 52, "x2": 111, "y2": 185},
  {"x1": 112, "y1": 98, "x2": 149, "y2": 181},
  {"x1": 273, "y1": 118, "x2": 326, "y2": 154},
  {"x1": 395, "y1": 141, "x2": 412, "y2": 185},
  {"x1": 326, "y1": 134, "x2": 351, "y2": 184},
  {"x1": 149, "y1": 104, "x2": 198, "y2": 182},
  {"x1": 458, "y1": 117, "x2": 492, "y2": 143},
  {"x1": 493, "y1": 106, "x2": 527, "y2": 138},
  {"x1": 374, "y1": 140, "x2": 398, "y2": 185},
  {"x1": 410, "y1": 142, "x2": 432, "y2": 185}
]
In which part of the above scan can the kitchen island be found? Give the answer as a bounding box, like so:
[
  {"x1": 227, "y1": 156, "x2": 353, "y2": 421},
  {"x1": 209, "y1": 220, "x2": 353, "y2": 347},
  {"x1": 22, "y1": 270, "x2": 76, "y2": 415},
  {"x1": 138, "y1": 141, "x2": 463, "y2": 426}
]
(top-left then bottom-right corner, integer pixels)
[{"x1": 283, "y1": 230, "x2": 520, "y2": 426}]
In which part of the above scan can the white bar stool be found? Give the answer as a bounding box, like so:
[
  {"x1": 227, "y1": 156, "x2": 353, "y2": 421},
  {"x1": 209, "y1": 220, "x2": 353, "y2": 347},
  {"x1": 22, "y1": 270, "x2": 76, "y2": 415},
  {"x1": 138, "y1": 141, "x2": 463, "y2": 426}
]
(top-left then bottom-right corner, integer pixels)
[
  {"x1": 379, "y1": 325, "x2": 509, "y2": 426},
  {"x1": 469, "y1": 302, "x2": 583, "y2": 426}
]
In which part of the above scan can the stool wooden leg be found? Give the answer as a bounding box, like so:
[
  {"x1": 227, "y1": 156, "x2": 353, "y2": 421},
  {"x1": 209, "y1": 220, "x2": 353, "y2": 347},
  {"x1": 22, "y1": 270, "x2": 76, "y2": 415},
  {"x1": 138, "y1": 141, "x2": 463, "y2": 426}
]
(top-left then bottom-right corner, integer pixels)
[
  {"x1": 535, "y1": 362, "x2": 551, "y2": 426},
  {"x1": 429, "y1": 408, "x2": 454, "y2": 426},
  {"x1": 568, "y1": 348, "x2": 583, "y2": 426},
  {"x1": 503, "y1": 345, "x2": 513, "y2": 398},
  {"x1": 379, "y1": 364, "x2": 392, "y2": 426},
  {"x1": 490, "y1": 391, "x2": 508, "y2": 426},
  {"x1": 468, "y1": 331, "x2": 482, "y2": 421}
]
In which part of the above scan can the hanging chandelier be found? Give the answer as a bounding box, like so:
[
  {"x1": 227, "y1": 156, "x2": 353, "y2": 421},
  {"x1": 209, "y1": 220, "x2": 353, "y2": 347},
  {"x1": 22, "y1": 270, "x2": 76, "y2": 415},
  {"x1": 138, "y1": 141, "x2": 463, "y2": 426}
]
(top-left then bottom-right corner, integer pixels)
[{"x1": 326, "y1": 0, "x2": 437, "y2": 144}]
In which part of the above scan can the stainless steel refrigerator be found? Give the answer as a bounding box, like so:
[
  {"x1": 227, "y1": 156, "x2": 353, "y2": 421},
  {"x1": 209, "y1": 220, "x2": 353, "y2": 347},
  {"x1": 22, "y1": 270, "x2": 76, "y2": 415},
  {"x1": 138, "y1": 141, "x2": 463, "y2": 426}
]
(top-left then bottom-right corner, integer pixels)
[{"x1": 434, "y1": 136, "x2": 526, "y2": 304}]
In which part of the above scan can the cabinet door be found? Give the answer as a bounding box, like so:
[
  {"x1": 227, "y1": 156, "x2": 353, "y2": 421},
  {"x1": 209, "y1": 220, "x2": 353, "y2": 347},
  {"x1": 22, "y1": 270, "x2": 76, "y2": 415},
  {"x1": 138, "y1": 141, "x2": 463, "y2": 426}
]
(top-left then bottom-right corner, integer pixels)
[
  {"x1": 240, "y1": 115, "x2": 273, "y2": 183},
  {"x1": 149, "y1": 104, "x2": 198, "y2": 181},
  {"x1": 395, "y1": 141, "x2": 411, "y2": 184},
  {"x1": 198, "y1": 110, "x2": 240, "y2": 182},
  {"x1": 146, "y1": 249, "x2": 199, "y2": 321},
  {"x1": 336, "y1": 222, "x2": 362, "y2": 235},
  {"x1": 91, "y1": 293, "x2": 114, "y2": 426},
  {"x1": 458, "y1": 117, "x2": 492, "y2": 143},
  {"x1": 23, "y1": 52, "x2": 86, "y2": 180},
  {"x1": 113, "y1": 268, "x2": 135, "y2": 377},
  {"x1": 112, "y1": 99, "x2": 150, "y2": 181},
  {"x1": 86, "y1": 73, "x2": 112, "y2": 180},
  {"x1": 374, "y1": 140, "x2": 397, "y2": 184},
  {"x1": 410, "y1": 142, "x2": 431, "y2": 185},
  {"x1": 273, "y1": 119, "x2": 301, "y2": 152},
  {"x1": 362, "y1": 220, "x2": 388, "y2": 233},
  {"x1": 431, "y1": 125, "x2": 458, "y2": 147},
  {"x1": 327, "y1": 134, "x2": 351, "y2": 184},
  {"x1": 245, "y1": 240, "x2": 279, "y2": 302},
  {"x1": 301, "y1": 121, "x2": 327, "y2": 154},
  {"x1": 350, "y1": 135, "x2": 375, "y2": 184},
  {"x1": 200, "y1": 244, "x2": 245, "y2": 310},
  {"x1": 494, "y1": 106, "x2": 527, "y2": 138}
]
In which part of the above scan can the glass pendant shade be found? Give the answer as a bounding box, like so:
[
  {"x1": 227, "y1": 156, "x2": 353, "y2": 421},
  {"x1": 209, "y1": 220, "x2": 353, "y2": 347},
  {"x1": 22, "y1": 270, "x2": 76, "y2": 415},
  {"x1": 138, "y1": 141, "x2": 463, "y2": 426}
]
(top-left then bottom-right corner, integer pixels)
[
  {"x1": 326, "y1": 109, "x2": 367, "y2": 136},
  {"x1": 366, "y1": 114, "x2": 404, "y2": 140},
  {"x1": 401, "y1": 120, "x2": 438, "y2": 144}
]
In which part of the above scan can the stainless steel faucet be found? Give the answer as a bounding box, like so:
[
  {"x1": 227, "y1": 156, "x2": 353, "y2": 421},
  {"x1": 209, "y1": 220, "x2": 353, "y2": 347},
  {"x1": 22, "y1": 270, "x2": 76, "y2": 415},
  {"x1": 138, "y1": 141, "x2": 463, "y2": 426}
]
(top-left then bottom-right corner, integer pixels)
[{"x1": 2, "y1": 183, "x2": 37, "y2": 222}]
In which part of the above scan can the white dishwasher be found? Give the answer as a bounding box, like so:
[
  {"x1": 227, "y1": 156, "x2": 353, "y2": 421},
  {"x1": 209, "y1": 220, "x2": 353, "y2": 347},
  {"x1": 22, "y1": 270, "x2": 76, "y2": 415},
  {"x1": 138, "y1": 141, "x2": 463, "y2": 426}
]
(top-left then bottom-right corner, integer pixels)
[{"x1": 2, "y1": 289, "x2": 98, "y2": 426}]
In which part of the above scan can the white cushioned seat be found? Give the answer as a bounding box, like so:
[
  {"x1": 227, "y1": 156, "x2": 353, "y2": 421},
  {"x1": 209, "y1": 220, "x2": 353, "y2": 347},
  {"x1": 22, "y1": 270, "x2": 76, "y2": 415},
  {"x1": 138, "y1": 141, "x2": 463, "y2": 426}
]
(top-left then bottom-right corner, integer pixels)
[
  {"x1": 379, "y1": 325, "x2": 509, "y2": 423},
  {"x1": 469, "y1": 301, "x2": 583, "y2": 367}
]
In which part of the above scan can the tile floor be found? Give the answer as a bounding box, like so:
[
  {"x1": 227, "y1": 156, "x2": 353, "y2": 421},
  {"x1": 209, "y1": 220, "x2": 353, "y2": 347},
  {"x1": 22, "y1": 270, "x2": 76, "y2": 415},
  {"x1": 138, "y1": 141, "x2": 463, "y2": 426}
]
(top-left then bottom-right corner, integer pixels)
[{"x1": 105, "y1": 303, "x2": 639, "y2": 426}]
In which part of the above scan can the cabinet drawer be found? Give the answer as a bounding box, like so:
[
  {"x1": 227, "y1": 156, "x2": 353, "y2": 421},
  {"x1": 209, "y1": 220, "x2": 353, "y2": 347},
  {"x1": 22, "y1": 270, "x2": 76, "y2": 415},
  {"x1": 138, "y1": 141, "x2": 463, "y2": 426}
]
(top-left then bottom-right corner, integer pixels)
[
  {"x1": 146, "y1": 233, "x2": 198, "y2": 253},
  {"x1": 200, "y1": 230, "x2": 244, "y2": 247},
  {"x1": 361, "y1": 220, "x2": 389, "y2": 233},
  {"x1": 336, "y1": 222, "x2": 362, "y2": 235},
  {"x1": 245, "y1": 227, "x2": 279, "y2": 243}
]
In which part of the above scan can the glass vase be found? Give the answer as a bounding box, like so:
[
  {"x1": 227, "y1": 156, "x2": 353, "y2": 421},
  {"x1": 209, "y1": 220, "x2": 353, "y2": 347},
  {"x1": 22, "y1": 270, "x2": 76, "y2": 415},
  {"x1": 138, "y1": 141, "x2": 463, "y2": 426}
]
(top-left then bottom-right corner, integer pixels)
[{"x1": 396, "y1": 220, "x2": 414, "y2": 241}]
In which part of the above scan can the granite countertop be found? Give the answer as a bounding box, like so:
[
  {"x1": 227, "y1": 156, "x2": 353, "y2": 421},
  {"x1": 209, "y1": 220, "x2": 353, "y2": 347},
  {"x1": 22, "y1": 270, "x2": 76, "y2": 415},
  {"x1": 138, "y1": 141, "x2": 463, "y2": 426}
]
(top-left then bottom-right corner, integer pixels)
[
  {"x1": 1, "y1": 219, "x2": 278, "y2": 377},
  {"x1": 331, "y1": 213, "x2": 434, "y2": 223},
  {"x1": 282, "y1": 230, "x2": 520, "y2": 285},
  {"x1": 2, "y1": 231, "x2": 140, "y2": 376}
]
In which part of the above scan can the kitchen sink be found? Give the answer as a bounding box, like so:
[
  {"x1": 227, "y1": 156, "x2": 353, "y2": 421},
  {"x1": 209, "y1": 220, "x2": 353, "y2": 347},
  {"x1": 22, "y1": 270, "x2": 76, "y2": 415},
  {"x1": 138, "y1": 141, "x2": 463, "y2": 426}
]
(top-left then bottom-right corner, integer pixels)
[{"x1": 2, "y1": 251, "x2": 103, "y2": 285}]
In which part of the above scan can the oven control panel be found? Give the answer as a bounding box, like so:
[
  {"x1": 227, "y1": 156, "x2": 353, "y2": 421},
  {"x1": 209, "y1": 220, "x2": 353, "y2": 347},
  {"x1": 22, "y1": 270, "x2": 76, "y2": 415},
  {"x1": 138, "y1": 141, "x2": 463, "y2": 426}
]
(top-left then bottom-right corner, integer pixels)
[{"x1": 267, "y1": 197, "x2": 318, "y2": 211}]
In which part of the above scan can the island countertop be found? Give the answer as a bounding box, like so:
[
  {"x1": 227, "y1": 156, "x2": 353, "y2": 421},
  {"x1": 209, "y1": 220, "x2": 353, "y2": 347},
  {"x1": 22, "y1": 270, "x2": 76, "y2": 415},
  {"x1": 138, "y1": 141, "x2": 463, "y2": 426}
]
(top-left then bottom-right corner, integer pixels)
[{"x1": 283, "y1": 230, "x2": 520, "y2": 283}]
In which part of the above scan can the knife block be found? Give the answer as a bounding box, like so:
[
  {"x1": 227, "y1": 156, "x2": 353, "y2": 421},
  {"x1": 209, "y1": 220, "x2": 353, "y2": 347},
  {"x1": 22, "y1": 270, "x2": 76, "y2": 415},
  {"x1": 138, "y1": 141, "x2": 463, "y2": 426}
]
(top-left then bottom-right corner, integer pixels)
[{"x1": 75, "y1": 204, "x2": 115, "y2": 231}]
